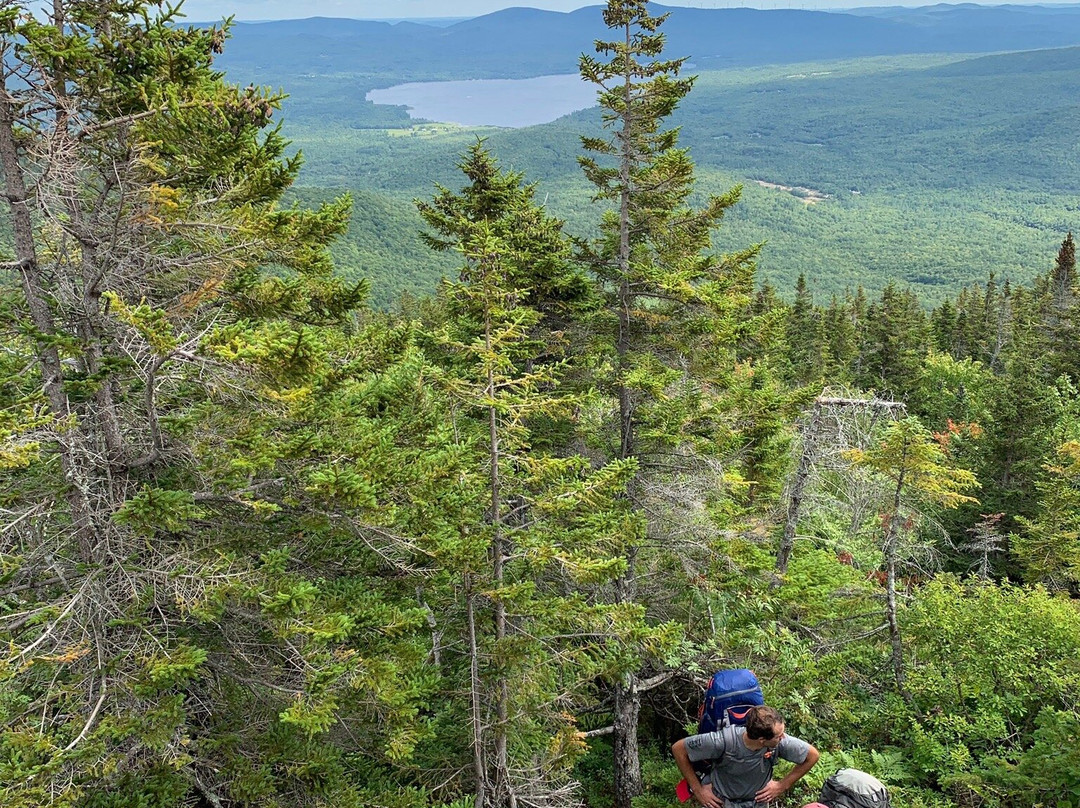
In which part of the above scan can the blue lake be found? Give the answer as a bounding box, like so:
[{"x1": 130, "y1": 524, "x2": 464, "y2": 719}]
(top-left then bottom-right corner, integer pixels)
[{"x1": 366, "y1": 74, "x2": 598, "y2": 128}]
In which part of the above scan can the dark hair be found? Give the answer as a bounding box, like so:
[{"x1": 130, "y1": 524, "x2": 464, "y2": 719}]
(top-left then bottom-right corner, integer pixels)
[{"x1": 745, "y1": 706, "x2": 784, "y2": 740}]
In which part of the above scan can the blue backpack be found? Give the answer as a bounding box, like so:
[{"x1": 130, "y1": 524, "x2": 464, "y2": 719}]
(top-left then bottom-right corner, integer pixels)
[{"x1": 696, "y1": 668, "x2": 765, "y2": 734}]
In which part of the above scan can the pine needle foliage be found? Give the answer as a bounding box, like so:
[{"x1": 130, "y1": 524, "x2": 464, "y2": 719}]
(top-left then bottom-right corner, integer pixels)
[
  {"x1": 0, "y1": 3, "x2": 364, "y2": 805},
  {"x1": 576, "y1": 3, "x2": 767, "y2": 806},
  {"x1": 415, "y1": 141, "x2": 656, "y2": 808}
]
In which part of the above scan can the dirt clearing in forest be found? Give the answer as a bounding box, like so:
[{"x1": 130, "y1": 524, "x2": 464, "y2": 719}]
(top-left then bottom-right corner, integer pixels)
[{"x1": 754, "y1": 179, "x2": 830, "y2": 204}]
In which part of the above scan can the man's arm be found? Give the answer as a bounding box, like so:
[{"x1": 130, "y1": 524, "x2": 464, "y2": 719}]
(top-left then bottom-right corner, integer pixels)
[
  {"x1": 671, "y1": 738, "x2": 723, "y2": 808},
  {"x1": 754, "y1": 744, "x2": 819, "y2": 803}
]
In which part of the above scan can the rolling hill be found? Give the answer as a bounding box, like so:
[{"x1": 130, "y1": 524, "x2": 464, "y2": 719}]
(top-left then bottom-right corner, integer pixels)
[
  {"x1": 213, "y1": 3, "x2": 1080, "y2": 83},
  {"x1": 205, "y1": 5, "x2": 1080, "y2": 307}
]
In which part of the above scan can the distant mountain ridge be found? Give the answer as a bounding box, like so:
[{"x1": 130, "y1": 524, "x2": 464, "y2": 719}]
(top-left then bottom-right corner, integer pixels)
[
  {"x1": 848, "y1": 3, "x2": 1080, "y2": 17},
  {"x1": 214, "y1": 3, "x2": 1080, "y2": 82}
]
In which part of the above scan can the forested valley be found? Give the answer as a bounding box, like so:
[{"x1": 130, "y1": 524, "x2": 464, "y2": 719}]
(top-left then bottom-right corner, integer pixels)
[
  {"x1": 207, "y1": 6, "x2": 1080, "y2": 309},
  {"x1": 1, "y1": 3, "x2": 1078, "y2": 808}
]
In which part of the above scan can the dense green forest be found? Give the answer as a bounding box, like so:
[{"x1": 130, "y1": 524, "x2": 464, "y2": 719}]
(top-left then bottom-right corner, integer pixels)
[
  {"x1": 2, "y1": 3, "x2": 1079, "y2": 808},
  {"x1": 229, "y1": 45, "x2": 1080, "y2": 307}
]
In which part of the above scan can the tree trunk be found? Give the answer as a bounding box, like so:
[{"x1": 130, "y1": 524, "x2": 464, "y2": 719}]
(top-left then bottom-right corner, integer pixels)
[
  {"x1": 885, "y1": 458, "x2": 907, "y2": 696},
  {"x1": 611, "y1": 18, "x2": 642, "y2": 808},
  {"x1": 0, "y1": 55, "x2": 101, "y2": 566},
  {"x1": 467, "y1": 583, "x2": 489, "y2": 808},
  {"x1": 776, "y1": 401, "x2": 823, "y2": 574},
  {"x1": 486, "y1": 310, "x2": 515, "y2": 808},
  {"x1": 884, "y1": 526, "x2": 906, "y2": 695},
  {"x1": 612, "y1": 675, "x2": 642, "y2": 808}
]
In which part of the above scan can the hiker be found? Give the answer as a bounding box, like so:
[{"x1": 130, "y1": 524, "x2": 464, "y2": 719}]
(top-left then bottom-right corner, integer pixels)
[{"x1": 672, "y1": 705, "x2": 820, "y2": 808}]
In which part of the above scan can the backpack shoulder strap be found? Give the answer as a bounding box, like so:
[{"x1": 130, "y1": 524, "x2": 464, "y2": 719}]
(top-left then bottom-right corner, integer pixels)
[{"x1": 705, "y1": 725, "x2": 733, "y2": 765}]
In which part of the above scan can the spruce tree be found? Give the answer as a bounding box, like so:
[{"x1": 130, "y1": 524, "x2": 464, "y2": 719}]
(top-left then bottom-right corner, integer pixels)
[
  {"x1": 0, "y1": 4, "x2": 364, "y2": 804},
  {"x1": 822, "y1": 293, "x2": 858, "y2": 385},
  {"x1": 785, "y1": 273, "x2": 824, "y2": 386},
  {"x1": 930, "y1": 299, "x2": 960, "y2": 357},
  {"x1": 1049, "y1": 232, "x2": 1076, "y2": 314},
  {"x1": 858, "y1": 283, "x2": 929, "y2": 401},
  {"x1": 1041, "y1": 233, "x2": 1080, "y2": 382},
  {"x1": 1014, "y1": 440, "x2": 1080, "y2": 593},
  {"x1": 979, "y1": 285, "x2": 1059, "y2": 527},
  {"x1": 417, "y1": 139, "x2": 596, "y2": 346},
  {"x1": 578, "y1": 3, "x2": 758, "y2": 804},
  {"x1": 417, "y1": 143, "x2": 645, "y2": 808}
]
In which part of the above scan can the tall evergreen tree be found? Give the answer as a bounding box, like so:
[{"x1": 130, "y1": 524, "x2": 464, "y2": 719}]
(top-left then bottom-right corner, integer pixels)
[
  {"x1": 1049, "y1": 231, "x2": 1076, "y2": 314},
  {"x1": 417, "y1": 143, "x2": 646, "y2": 808},
  {"x1": 577, "y1": 3, "x2": 759, "y2": 805},
  {"x1": 785, "y1": 274, "x2": 824, "y2": 386},
  {"x1": 975, "y1": 285, "x2": 1060, "y2": 528},
  {"x1": 822, "y1": 293, "x2": 858, "y2": 386},
  {"x1": 417, "y1": 139, "x2": 596, "y2": 347},
  {"x1": 930, "y1": 298, "x2": 960, "y2": 357},
  {"x1": 1040, "y1": 232, "x2": 1080, "y2": 382},
  {"x1": 858, "y1": 283, "x2": 928, "y2": 401}
]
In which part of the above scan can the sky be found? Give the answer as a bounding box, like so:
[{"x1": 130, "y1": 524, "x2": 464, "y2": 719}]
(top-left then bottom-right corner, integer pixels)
[{"x1": 178, "y1": 0, "x2": 1080, "y2": 22}]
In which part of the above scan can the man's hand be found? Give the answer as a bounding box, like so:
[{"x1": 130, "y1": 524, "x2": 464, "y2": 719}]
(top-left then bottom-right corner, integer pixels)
[
  {"x1": 753, "y1": 779, "x2": 786, "y2": 803},
  {"x1": 671, "y1": 738, "x2": 723, "y2": 808},
  {"x1": 692, "y1": 782, "x2": 724, "y2": 808}
]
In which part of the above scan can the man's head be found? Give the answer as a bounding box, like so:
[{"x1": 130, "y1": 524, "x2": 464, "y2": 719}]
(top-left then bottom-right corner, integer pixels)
[{"x1": 745, "y1": 705, "x2": 785, "y2": 747}]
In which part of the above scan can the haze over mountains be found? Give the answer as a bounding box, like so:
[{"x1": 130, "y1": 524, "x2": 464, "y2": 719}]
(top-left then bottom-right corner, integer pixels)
[{"x1": 214, "y1": 3, "x2": 1080, "y2": 79}]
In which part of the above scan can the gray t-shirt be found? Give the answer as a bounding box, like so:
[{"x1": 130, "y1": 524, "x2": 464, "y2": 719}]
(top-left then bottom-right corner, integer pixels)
[{"x1": 683, "y1": 725, "x2": 812, "y2": 803}]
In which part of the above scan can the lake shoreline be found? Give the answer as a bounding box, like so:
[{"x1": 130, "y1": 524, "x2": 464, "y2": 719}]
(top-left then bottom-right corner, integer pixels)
[{"x1": 366, "y1": 74, "x2": 597, "y2": 128}]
